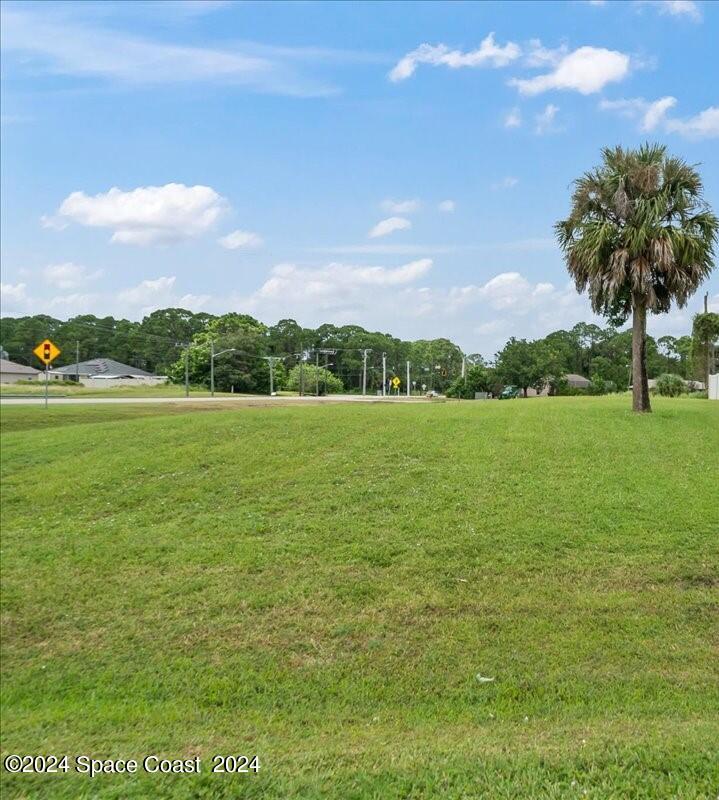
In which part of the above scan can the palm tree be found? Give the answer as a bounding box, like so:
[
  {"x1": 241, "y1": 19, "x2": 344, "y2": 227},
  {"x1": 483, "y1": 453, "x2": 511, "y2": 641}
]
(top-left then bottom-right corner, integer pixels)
[{"x1": 556, "y1": 144, "x2": 717, "y2": 412}]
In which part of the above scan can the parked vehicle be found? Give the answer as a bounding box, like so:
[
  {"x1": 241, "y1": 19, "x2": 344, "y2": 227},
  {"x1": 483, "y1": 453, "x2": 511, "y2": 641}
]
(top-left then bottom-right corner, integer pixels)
[{"x1": 499, "y1": 385, "x2": 520, "y2": 399}]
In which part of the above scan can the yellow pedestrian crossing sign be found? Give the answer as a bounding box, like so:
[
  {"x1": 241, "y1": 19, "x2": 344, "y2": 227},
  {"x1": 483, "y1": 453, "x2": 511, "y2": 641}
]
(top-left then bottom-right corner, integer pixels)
[
  {"x1": 391, "y1": 376, "x2": 401, "y2": 389},
  {"x1": 33, "y1": 339, "x2": 61, "y2": 366}
]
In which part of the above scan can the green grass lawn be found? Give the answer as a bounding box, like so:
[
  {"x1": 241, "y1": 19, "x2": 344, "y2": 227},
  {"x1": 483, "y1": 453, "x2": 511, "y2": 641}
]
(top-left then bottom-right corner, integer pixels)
[{"x1": 1, "y1": 396, "x2": 718, "y2": 799}]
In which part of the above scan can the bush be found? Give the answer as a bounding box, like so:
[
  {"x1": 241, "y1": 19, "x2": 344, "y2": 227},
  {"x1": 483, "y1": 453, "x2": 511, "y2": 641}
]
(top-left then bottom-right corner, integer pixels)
[
  {"x1": 446, "y1": 365, "x2": 492, "y2": 399},
  {"x1": 286, "y1": 364, "x2": 344, "y2": 395},
  {"x1": 588, "y1": 374, "x2": 607, "y2": 395},
  {"x1": 655, "y1": 373, "x2": 686, "y2": 397},
  {"x1": 554, "y1": 379, "x2": 587, "y2": 397}
]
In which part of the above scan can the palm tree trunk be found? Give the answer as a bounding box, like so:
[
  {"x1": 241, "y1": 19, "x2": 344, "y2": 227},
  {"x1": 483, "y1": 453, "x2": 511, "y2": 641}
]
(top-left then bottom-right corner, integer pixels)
[{"x1": 632, "y1": 295, "x2": 651, "y2": 413}]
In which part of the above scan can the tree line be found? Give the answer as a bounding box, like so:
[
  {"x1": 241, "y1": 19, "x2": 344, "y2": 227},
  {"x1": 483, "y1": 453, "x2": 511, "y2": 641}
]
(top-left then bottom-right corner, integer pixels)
[{"x1": 2, "y1": 308, "x2": 715, "y2": 396}]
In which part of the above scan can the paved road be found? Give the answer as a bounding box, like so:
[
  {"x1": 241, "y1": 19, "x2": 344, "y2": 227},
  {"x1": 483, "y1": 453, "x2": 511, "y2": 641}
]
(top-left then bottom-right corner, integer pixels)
[{"x1": 0, "y1": 394, "x2": 430, "y2": 406}]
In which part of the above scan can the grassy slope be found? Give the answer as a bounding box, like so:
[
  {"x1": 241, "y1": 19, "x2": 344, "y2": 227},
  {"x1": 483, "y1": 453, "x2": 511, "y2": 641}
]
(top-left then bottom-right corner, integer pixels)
[{"x1": 1, "y1": 397, "x2": 718, "y2": 799}]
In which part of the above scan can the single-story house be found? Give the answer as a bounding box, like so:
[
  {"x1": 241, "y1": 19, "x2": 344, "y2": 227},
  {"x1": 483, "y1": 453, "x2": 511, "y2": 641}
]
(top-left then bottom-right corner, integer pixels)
[
  {"x1": 646, "y1": 377, "x2": 705, "y2": 391},
  {"x1": 52, "y1": 358, "x2": 167, "y2": 388},
  {"x1": 0, "y1": 358, "x2": 41, "y2": 383},
  {"x1": 527, "y1": 373, "x2": 590, "y2": 397},
  {"x1": 565, "y1": 374, "x2": 591, "y2": 390}
]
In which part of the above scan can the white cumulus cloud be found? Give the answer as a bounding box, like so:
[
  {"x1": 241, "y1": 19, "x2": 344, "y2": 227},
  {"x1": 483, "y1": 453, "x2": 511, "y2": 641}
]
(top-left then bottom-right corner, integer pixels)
[
  {"x1": 42, "y1": 262, "x2": 103, "y2": 289},
  {"x1": 599, "y1": 96, "x2": 677, "y2": 131},
  {"x1": 636, "y1": 1, "x2": 701, "y2": 21},
  {"x1": 535, "y1": 104, "x2": 560, "y2": 134},
  {"x1": 504, "y1": 107, "x2": 522, "y2": 128},
  {"x1": 666, "y1": 106, "x2": 719, "y2": 139},
  {"x1": 389, "y1": 33, "x2": 521, "y2": 82},
  {"x1": 118, "y1": 276, "x2": 177, "y2": 306},
  {"x1": 244, "y1": 258, "x2": 433, "y2": 324},
  {"x1": 218, "y1": 229, "x2": 264, "y2": 249},
  {"x1": 49, "y1": 183, "x2": 227, "y2": 245},
  {"x1": 510, "y1": 46, "x2": 630, "y2": 95},
  {"x1": 523, "y1": 39, "x2": 568, "y2": 68},
  {"x1": 380, "y1": 198, "x2": 421, "y2": 214},
  {"x1": 600, "y1": 98, "x2": 718, "y2": 138},
  {"x1": 368, "y1": 216, "x2": 412, "y2": 239},
  {"x1": 1, "y1": 282, "x2": 28, "y2": 307}
]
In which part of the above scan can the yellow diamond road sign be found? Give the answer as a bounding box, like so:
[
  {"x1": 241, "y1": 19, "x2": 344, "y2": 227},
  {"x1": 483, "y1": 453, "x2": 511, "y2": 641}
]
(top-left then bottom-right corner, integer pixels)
[
  {"x1": 33, "y1": 339, "x2": 61, "y2": 366},
  {"x1": 391, "y1": 376, "x2": 401, "y2": 389}
]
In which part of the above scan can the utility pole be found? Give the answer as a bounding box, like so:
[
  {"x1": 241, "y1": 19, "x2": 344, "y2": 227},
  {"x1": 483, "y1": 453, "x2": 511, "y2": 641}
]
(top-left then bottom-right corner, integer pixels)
[
  {"x1": 263, "y1": 356, "x2": 281, "y2": 396},
  {"x1": 705, "y1": 292, "x2": 712, "y2": 385},
  {"x1": 315, "y1": 350, "x2": 319, "y2": 396},
  {"x1": 461, "y1": 355, "x2": 466, "y2": 401},
  {"x1": 299, "y1": 346, "x2": 305, "y2": 396},
  {"x1": 184, "y1": 346, "x2": 190, "y2": 398},
  {"x1": 361, "y1": 348, "x2": 370, "y2": 395},
  {"x1": 210, "y1": 340, "x2": 215, "y2": 397},
  {"x1": 76, "y1": 341, "x2": 80, "y2": 384},
  {"x1": 406, "y1": 360, "x2": 410, "y2": 397},
  {"x1": 382, "y1": 352, "x2": 387, "y2": 396}
]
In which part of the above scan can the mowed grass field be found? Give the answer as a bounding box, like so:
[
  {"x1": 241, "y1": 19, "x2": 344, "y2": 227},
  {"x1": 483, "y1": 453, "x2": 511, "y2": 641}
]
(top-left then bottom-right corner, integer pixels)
[{"x1": 1, "y1": 396, "x2": 718, "y2": 799}]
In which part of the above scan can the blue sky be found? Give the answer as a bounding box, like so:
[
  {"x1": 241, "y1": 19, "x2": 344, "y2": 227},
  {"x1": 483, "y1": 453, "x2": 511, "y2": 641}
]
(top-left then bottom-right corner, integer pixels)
[{"x1": 1, "y1": 0, "x2": 717, "y2": 355}]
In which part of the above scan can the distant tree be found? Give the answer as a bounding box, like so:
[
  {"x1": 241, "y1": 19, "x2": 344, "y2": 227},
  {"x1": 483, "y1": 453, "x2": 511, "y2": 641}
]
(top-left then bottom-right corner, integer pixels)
[
  {"x1": 446, "y1": 364, "x2": 492, "y2": 398},
  {"x1": 169, "y1": 313, "x2": 272, "y2": 393},
  {"x1": 138, "y1": 308, "x2": 214, "y2": 373},
  {"x1": 691, "y1": 311, "x2": 719, "y2": 388},
  {"x1": 556, "y1": 144, "x2": 718, "y2": 412},
  {"x1": 0, "y1": 315, "x2": 62, "y2": 365},
  {"x1": 495, "y1": 338, "x2": 561, "y2": 397},
  {"x1": 286, "y1": 364, "x2": 343, "y2": 395},
  {"x1": 465, "y1": 353, "x2": 485, "y2": 367},
  {"x1": 674, "y1": 335, "x2": 694, "y2": 379}
]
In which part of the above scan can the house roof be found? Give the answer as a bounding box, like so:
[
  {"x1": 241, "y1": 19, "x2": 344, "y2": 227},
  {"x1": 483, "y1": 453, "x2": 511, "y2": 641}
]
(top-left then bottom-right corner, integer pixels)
[
  {"x1": 53, "y1": 358, "x2": 154, "y2": 377},
  {"x1": 0, "y1": 358, "x2": 40, "y2": 375},
  {"x1": 565, "y1": 373, "x2": 590, "y2": 387}
]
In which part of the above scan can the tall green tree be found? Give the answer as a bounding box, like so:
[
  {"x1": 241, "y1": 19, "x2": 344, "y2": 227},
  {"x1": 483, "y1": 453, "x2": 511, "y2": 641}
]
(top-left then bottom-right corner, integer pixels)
[
  {"x1": 556, "y1": 144, "x2": 718, "y2": 412},
  {"x1": 495, "y1": 338, "x2": 562, "y2": 397},
  {"x1": 691, "y1": 311, "x2": 719, "y2": 387}
]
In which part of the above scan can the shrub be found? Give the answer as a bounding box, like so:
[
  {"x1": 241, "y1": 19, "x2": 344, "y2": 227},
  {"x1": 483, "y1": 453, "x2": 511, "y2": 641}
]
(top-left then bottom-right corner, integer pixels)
[
  {"x1": 655, "y1": 373, "x2": 686, "y2": 397},
  {"x1": 588, "y1": 374, "x2": 607, "y2": 395},
  {"x1": 286, "y1": 364, "x2": 344, "y2": 394}
]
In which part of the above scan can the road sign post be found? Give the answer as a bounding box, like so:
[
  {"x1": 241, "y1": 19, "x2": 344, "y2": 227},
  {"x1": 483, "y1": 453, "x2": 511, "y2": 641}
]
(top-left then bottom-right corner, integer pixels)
[{"x1": 32, "y1": 339, "x2": 61, "y2": 409}]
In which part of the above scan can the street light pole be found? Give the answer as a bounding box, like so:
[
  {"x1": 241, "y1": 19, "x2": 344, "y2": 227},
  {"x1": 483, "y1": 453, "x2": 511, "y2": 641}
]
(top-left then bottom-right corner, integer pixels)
[
  {"x1": 262, "y1": 356, "x2": 281, "y2": 396},
  {"x1": 406, "y1": 360, "x2": 410, "y2": 397},
  {"x1": 184, "y1": 346, "x2": 189, "y2": 398},
  {"x1": 382, "y1": 352, "x2": 386, "y2": 396},
  {"x1": 361, "y1": 348, "x2": 369, "y2": 395},
  {"x1": 210, "y1": 347, "x2": 237, "y2": 397}
]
